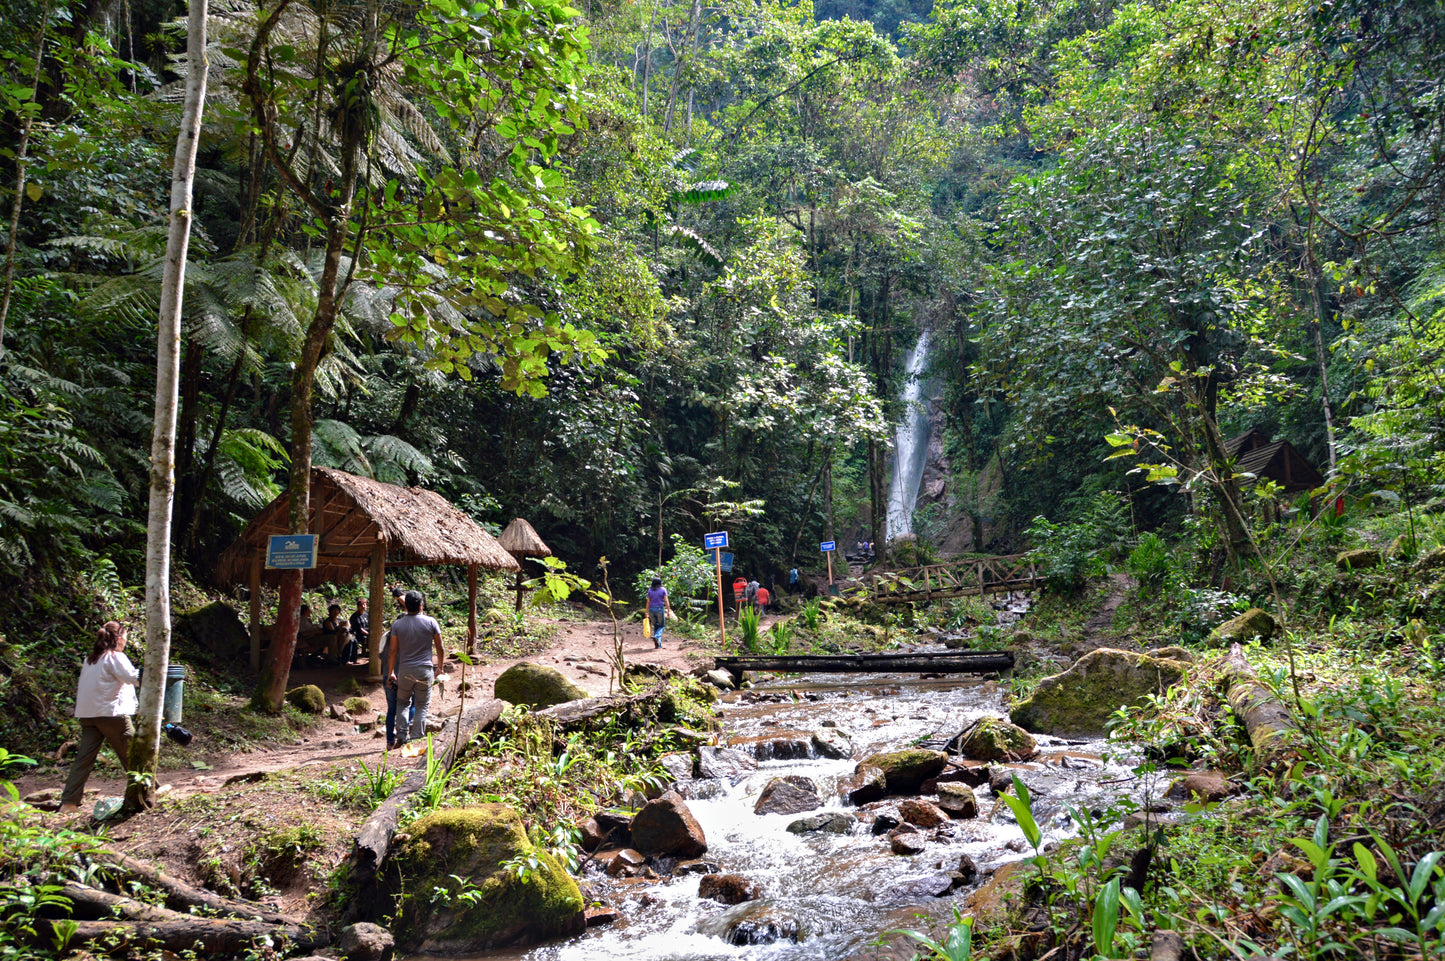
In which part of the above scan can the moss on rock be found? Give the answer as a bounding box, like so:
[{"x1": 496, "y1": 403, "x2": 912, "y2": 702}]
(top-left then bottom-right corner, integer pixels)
[
  {"x1": 285, "y1": 684, "x2": 326, "y2": 714},
  {"x1": 1207, "y1": 608, "x2": 1276, "y2": 647},
  {"x1": 856, "y1": 748, "x2": 947, "y2": 795},
  {"x1": 393, "y1": 805, "x2": 584, "y2": 952},
  {"x1": 955, "y1": 717, "x2": 1038, "y2": 761},
  {"x1": 343, "y1": 696, "x2": 372, "y2": 716},
  {"x1": 493, "y1": 663, "x2": 587, "y2": 708},
  {"x1": 1010, "y1": 648, "x2": 1187, "y2": 737},
  {"x1": 1336, "y1": 548, "x2": 1381, "y2": 571}
]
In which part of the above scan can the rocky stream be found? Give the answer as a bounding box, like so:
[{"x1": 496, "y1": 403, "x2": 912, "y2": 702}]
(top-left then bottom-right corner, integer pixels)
[{"x1": 479, "y1": 656, "x2": 1156, "y2": 961}]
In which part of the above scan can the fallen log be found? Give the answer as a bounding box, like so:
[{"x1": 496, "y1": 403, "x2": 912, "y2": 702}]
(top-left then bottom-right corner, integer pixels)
[
  {"x1": 58, "y1": 882, "x2": 180, "y2": 923},
  {"x1": 344, "y1": 697, "x2": 506, "y2": 922},
  {"x1": 1221, "y1": 643, "x2": 1298, "y2": 767},
  {"x1": 36, "y1": 916, "x2": 325, "y2": 954},
  {"x1": 93, "y1": 851, "x2": 300, "y2": 926},
  {"x1": 534, "y1": 681, "x2": 669, "y2": 730}
]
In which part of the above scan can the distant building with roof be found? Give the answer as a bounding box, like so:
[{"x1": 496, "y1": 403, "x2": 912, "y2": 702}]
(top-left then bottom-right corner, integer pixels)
[{"x1": 1225, "y1": 427, "x2": 1325, "y2": 493}]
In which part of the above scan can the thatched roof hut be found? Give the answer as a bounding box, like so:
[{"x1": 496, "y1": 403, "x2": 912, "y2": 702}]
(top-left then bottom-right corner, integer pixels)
[
  {"x1": 496, "y1": 518, "x2": 552, "y2": 610},
  {"x1": 217, "y1": 467, "x2": 517, "y2": 671},
  {"x1": 1226, "y1": 428, "x2": 1324, "y2": 494},
  {"x1": 218, "y1": 467, "x2": 518, "y2": 587},
  {"x1": 497, "y1": 518, "x2": 552, "y2": 558}
]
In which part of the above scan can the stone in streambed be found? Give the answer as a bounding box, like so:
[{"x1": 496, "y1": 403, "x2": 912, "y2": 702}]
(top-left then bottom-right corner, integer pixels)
[
  {"x1": 1009, "y1": 649, "x2": 1187, "y2": 737},
  {"x1": 856, "y1": 748, "x2": 947, "y2": 795},
  {"x1": 704, "y1": 669, "x2": 737, "y2": 690},
  {"x1": 810, "y1": 728, "x2": 853, "y2": 760},
  {"x1": 696, "y1": 900, "x2": 806, "y2": 946},
  {"x1": 697, "y1": 746, "x2": 757, "y2": 782},
  {"x1": 754, "y1": 777, "x2": 821, "y2": 816},
  {"x1": 606, "y1": 849, "x2": 646, "y2": 877},
  {"x1": 630, "y1": 792, "x2": 707, "y2": 858},
  {"x1": 839, "y1": 764, "x2": 887, "y2": 805},
  {"x1": 953, "y1": 717, "x2": 1039, "y2": 761},
  {"x1": 899, "y1": 798, "x2": 949, "y2": 828},
  {"x1": 889, "y1": 824, "x2": 926, "y2": 855},
  {"x1": 787, "y1": 813, "x2": 853, "y2": 836},
  {"x1": 698, "y1": 874, "x2": 763, "y2": 905},
  {"x1": 935, "y1": 782, "x2": 979, "y2": 819}
]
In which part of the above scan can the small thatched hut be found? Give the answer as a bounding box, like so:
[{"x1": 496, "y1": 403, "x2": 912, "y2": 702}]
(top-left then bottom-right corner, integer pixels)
[
  {"x1": 496, "y1": 517, "x2": 553, "y2": 611},
  {"x1": 217, "y1": 467, "x2": 519, "y2": 674},
  {"x1": 1226, "y1": 428, "x2": 1325, "y2": 494}
]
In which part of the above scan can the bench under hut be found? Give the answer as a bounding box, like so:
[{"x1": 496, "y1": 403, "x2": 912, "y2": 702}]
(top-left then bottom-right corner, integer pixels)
[{"x1": 217, "y1": 467, "x2": 519, "y2": 676}]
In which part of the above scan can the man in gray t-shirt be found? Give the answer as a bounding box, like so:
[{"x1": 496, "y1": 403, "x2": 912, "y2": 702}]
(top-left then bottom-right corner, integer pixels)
[{"x1": 386, "y1": 590, "x2": 444, "y2": 750}]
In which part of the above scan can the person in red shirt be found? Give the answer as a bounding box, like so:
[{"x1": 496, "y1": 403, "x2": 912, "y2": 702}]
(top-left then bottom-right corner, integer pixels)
[
  {"x1": 755, "y1": 585, "x2": 771, "y2": 615},
  {"x1": 732, "y1": 576, "x2": 747, "y2": 615}
]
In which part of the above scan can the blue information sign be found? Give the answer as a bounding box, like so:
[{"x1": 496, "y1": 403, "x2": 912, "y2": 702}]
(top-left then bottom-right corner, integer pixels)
[
  {"x1": 820, "y1": 540, "x2": 836, "y2": 553},
  {"x1": 704, "y1": 531, "x2": 729, "y2": 550},
  {"x1": 266, "y1": 534, "x2": 318, "y2": 570},
  {"x1": 720, "y1": 552, "x2": 734, "y2": 572}
]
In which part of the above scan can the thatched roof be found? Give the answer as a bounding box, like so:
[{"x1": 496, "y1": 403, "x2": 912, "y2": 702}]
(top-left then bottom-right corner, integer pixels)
[
  {"x1": 496, "y1": 517, "x2": 552, "y2": 558},
  {"x1": 216, "y1": 467, "x2": 519, "y2": 588}
]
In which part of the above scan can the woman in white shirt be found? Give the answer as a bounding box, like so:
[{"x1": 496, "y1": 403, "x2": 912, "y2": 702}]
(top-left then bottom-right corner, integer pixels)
[{"x1": 59, "y1": 621, "x2": 139, "y2": 813}]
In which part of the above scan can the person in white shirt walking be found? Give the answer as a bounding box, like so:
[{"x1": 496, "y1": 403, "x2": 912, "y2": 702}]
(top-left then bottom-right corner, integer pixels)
[{"x1": 60, "y1": 621, "x2": 139, "y2": 813}]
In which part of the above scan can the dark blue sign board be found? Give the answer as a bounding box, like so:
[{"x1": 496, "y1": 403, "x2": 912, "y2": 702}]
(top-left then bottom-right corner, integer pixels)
[
  {"x1": 820, "y1": 540, "x2": 836, "y2": 553},
  {"x1": 720, "y1": 552, "x2": 734, "y2": 572},
  {"x1": 704, "y1": 531, "x2": 729, "y2": 550},
  {"x1": 266, "y1": 534, "x2": 318, "y2": 570}
]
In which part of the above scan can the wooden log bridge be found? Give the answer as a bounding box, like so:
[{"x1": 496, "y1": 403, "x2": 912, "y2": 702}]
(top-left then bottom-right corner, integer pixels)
[
  {"x1": 713, "y1": 650, "x2": 1014, "y2": 686},
  {"x1": 860, "y1": 554, "x2": 1037, "y2": 604}
]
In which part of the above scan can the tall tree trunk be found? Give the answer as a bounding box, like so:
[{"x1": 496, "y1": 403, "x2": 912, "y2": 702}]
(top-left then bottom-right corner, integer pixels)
[
  {"x1": 127, "y1": 0, "x2": 208, "y2": 811},
  {"x1": 0, "y1": 1, "x2": 51, "y2": 357}
]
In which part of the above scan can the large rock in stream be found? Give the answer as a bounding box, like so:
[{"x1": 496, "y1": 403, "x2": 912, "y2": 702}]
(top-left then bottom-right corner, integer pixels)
[
  {"x1": 754, "y1": 777, "x2": 822, "y2": 816},
  {"x1": 392, "y1": 805, "x2": 585, "y2": 952},
  {"x1": 696, "y1": 900, "x2": 807, "y2": 945},
  {"x1": 630, "y1": 791, "x2": 708, "y2": 858},
  {"x1": 493, "y1": 663, "x2": 587, "y2": 708},
  {"x1": 855, "y1": 748, "x2": 948, "y2": 795},
  {"x1": 951, "y1": 717, "x2": 1037, "y2": 761},
  {"x1": 1009, "y1": 648, "x2": 1188, "y2": 737}
]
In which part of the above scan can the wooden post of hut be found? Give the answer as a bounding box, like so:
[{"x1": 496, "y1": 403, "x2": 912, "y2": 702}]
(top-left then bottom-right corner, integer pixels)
[{"x1": 496, "y1": 518, "x2": 553, "y2": 613}]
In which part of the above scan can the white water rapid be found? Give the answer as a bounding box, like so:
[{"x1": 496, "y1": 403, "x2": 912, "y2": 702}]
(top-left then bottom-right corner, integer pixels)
[{"x1": 885, "y1": 330, "x2": 933, "y2": 542}]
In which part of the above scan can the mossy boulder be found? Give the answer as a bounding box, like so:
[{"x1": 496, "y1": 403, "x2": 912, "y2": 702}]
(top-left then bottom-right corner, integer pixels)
[
  {"x1": 343, "y1": 696, "x2": 372, "y2": 716},
  {"x1": 1010, "y1": 649, "x2": 1187, "y2": 737},
  {"x1": 1336, "y1": 548, "x2": 1381, "y2": 571},
  {"x1": 175, "y1": 600, "x2": 248, "y2": 660},
  {"x1": 392, "y1": 805, "x2": 584, "y2": 951},
  {"x1": 856, "y1": 748, "x2": 947, "y2": 795},
  {"x1": 493, "y1": 663, "x2": 587, "y2": 708},
  {"x1": 954, "y1": 717, "x2": 1038, "y2": 761},
  {"x1": 285, "y1": 684, "x2": 326, "y2": 714},
  {"x1": 1207, "y1": 608, "x2": 1276, "y2": 647},
  {"x1": 1413, "y1": 547, "x2": 1445, "y2": 574}
]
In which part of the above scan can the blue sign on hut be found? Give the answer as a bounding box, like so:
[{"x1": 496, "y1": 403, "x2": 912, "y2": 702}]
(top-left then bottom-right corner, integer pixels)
[
  {"x1": 496, "y1": 518, "x2": 553, "y2": 611},
  {"x1": 217, "y1": 467, "x2": 520, "y2": 677}
]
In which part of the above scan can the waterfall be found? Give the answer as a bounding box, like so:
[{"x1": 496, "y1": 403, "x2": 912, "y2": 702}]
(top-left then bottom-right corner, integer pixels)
[{"x1": 885, "y1": 330, "x2": 932, "y2": 542}]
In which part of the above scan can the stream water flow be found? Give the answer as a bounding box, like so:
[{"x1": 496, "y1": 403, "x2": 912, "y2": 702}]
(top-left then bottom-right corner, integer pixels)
[
  {"x1": 885, "y1": 331, "x2": 933, "y2": 543},
  {"x1": 490, "y1": 654, "x2": 1145, "y2": 961}
]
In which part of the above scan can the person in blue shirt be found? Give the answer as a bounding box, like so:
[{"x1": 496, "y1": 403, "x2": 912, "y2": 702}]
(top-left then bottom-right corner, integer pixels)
[{"x1": 645, "y1": 578, "x2": 674, "y2": 648}]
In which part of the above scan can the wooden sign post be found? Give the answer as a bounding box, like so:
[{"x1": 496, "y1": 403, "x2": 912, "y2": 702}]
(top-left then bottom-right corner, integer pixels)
[
  {"x1": 821, "y1": 540, "x2": 836, "y2": 591},
  {"x1": 705, "y1": 531, "x2": 729, "y2": 647}
]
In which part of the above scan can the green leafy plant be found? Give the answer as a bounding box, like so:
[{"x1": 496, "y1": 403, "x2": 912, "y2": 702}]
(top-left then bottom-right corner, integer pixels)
[
  {"x1": 768, "y1": 619, "x2": 793, "y2": 653},
  {"x1": 888, "y1": 910, "x2": 974, "y2": 960},
  {"x1": 739, "y1": 605, "x2": 761, "y2": 652},
  {"x1": 800, "y1": 598, "x2": 823, "y2": 632}
]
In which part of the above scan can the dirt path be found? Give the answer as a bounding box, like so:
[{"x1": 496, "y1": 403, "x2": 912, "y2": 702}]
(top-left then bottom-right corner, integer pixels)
[{"x1": 17, "y1": 614, "x2": 718, "y2": 806}]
